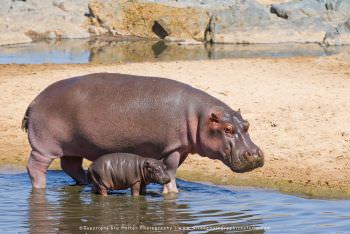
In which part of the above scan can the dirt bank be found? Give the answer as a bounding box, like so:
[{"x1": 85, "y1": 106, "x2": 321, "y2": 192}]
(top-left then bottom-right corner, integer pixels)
[{"x1": 1, "y1": 56, "x2": 349, "y2": 198}]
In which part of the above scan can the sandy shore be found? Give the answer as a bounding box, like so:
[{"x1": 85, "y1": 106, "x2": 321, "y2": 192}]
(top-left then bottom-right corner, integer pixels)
[{"x1": 1, "y1": 55, "x2": 350, "y2": 198}]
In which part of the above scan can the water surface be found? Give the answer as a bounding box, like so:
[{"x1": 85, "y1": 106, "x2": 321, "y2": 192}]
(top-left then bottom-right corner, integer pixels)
[
  {"x1": 0, "y1": 39, "x2": 349, "y2": 64},
  {"x1": 0, "y1": 171, "x2": 349, "y2": 233}
]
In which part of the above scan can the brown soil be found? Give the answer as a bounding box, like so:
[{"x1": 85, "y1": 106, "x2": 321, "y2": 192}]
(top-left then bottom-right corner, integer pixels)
[{"x1": 1, "y1": 55, "x2": 349, "y2": 198}]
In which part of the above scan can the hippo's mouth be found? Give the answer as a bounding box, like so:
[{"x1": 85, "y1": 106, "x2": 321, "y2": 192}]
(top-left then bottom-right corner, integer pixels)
[{"x1": 224, "y1": 154, "x2": 264, "y2": 173}]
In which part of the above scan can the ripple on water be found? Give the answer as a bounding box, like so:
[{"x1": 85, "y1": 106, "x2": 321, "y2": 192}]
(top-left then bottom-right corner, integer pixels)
[{"x1": 0, "y1": 171, "x2": 349, "y2": 233}]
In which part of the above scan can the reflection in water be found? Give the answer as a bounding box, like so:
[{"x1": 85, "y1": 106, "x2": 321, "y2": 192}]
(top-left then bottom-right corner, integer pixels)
[
  {"x1": 28, "y1": 181, "x2": 264, "y2": 233},
  {"x1": 152, "y1": 40, "x2": 169, "y2": 58},
  {"x1": 1, "y1": 171, "x2": 350, "y2": 233},
  {"x1": 28, "y1": 190, "x2": 58, "y2": 233},
  {"x1": 0, "y1": 39, "x2": 349, "y2": 64}
]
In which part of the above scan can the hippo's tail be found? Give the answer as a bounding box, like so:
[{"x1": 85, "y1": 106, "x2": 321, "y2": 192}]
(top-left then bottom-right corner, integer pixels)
[{"x1": 21, "y1": 107, "x2": 30, "y2": 133}]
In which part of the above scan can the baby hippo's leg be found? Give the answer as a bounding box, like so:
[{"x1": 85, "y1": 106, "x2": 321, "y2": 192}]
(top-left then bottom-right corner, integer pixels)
[
  {"x1": 131, "y1": 182, "x2": 141, "y2": 196},
  {"x1": 100, "y1": 187, "x2": 108, "y2": 196},
  {"x1": 91, "y1": 184, "x2": 108, "y2": 196}
]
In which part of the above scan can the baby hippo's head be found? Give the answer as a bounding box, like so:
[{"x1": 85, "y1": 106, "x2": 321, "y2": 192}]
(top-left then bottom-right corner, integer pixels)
[{"x1": 143, "y1": 159, "x2": 170, "y2": 185}]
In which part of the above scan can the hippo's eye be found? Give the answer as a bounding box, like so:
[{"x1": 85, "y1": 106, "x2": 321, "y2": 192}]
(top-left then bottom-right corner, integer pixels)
[{"x1": 224, "y1": 126, "x2": 234, "y2": 135}]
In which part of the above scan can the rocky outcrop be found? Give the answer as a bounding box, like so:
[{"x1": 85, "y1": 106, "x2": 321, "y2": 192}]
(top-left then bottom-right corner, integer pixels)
[
  {"x1": 270, "y1": 0, "x2": 350, "y2": 23},
  {"x1": 87, "y1": 0, "x2": 211, "y2": 43},
  {"x1": 0, "y1": 0, "x2": 350, "y2": 46},
  {"x1": 206, "y1": 0, "x2": 331, "y2": 44},
  {"x1": 324, "y1": 18, "x2": 350, "y2": 45},
  {"x1": 88, "y1": 0, "x2": 350, "y2": 45},
  {"x1": 270, "y1": 0, "x2": 350, "y2": 45},
  {"x1": 0, "y1": 0, "x2": 90, "y2": 46}
]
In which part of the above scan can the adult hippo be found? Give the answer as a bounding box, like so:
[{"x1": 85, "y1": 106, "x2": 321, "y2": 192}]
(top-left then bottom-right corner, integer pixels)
[{"x1": 22, "y1": 73, "x2": 264, "y2": 192}]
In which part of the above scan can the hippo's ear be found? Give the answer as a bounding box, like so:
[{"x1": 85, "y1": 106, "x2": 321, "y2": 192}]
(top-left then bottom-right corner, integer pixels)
[
  {"x1": 144, "y1": 160, "x2": 151, "y2": 168},
  {"x1": 208, "y1": 108, "x2": 223, "y2": 130}
]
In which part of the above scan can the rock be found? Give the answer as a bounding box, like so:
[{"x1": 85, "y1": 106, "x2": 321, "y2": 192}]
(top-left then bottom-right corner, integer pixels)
[
  {"x1": 0, "y1": 32, "x2": 33, "y2": 46},
  {"x1": 271, "y1": 0, "x2": 350, "y2": 25},
  {"x1": 208, "y1": 1, "x2": 273, "y2": 43},
  {"x1": 270, "y1": 0, "x2": 350, "y2": 45},
  {"x1": 207, "y1": 0, "x2": 331, "y2": 44},
  {"x1": 324, "y1": 18, "x2": 350, "y2": 45},
  {"x1": 0, "y1": 0, "x2": 90, "y2": 45},
  {"x1": 271, "y1": 0, "x2": 326, "y2": 21},
  {"x1": 0, "y1": 0, "x2": 12, "y2": 15},
  {"x1": 88, "y1": 0, "x2": 349, "y2": 44},
  {"x1": 322, "y1": 0, "x2": 350, "y2": 21},
  {"x1": 88, "y1": 0, "x2": 211, "y2": 42},
  {"x1": 88, "y1": 0, "x2": 320, "y2": 44},
  {"x1": 1, "y1": 0, "x2": 350, "y2": 46}
]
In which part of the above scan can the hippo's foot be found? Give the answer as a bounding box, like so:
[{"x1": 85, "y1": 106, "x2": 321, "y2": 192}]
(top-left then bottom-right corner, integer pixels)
[
  {"x1": 61, "y1": 156, "x2": 88, "y2": 185},
  {"x1": 92, "y1": 185, "x2": 108, "y2": 196},
  {"x1": 27, "y1": 151, "x2": 53, "y2": 189},
  {"x1": 162, "y1": 152, "x2": 181, "y2": 194},
  {"x1": 162, "y1": 179, "x2": 179, "y2": 194}
]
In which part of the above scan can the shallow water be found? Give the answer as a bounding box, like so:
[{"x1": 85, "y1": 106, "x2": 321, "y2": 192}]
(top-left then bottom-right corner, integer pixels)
[
  {"x1": 0, "y1": 171, "x2": 349, "y2": 233},
  {"x1": 1, "y1": 39, "x2": 350, "y2": 64}
]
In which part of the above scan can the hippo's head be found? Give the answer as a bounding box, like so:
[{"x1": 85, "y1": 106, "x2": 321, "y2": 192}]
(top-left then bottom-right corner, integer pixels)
[
  {"x1": 197, "y1": 106, "x2": 264, "y2": 173},
  {"x1": 143, "y1": 159, "x2": 171, "y2": 184}
]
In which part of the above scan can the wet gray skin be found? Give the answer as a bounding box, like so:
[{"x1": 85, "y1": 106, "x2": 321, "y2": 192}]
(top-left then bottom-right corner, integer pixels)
[{"x1": 88, "y1": 153, "x2": 170, "y2": 196}]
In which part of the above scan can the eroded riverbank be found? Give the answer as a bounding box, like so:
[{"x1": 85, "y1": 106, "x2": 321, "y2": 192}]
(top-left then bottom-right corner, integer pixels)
[{"x1": 1, "y1": 56, "x2": 349, "y2": 198}]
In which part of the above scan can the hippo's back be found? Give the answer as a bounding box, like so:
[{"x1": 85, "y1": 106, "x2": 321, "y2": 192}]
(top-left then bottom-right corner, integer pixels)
[{"x1": 25, "y1": 73, "x2": 220, "y2": 159}]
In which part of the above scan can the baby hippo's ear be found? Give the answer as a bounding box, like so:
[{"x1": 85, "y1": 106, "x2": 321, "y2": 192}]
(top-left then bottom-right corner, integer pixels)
[{"x1": 144, "y1": 160, "x2": 151, "y2": 168}]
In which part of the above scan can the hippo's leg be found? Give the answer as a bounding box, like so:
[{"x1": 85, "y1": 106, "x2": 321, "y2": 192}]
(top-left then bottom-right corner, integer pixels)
[
  {"x1": 140, "y1": 182, "x2": 147, "y2": 195},
  {"x1": 60, "y1": 156, "x2": 87, "y2": 185},
  {"x1": 131, "y1": 182, "x2": 141, "y2": 196},
  {"x1": 27, "y1": 151, "x2": 54, "y2": 189},
  {"x1": 162, "y1": 152, "x2": 181, "y2": 194},
  {"x1": 91, "y1": 184, "x2": 98, "y2": 194}
]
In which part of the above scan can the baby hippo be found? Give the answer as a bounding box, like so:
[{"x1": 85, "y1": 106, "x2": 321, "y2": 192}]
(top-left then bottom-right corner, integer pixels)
[{"x1": 88, "y1": 153, "x2": 170, "y2": 196}]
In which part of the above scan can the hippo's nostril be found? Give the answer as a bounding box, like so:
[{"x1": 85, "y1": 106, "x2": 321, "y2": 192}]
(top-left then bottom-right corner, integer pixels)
[
  {"x1": 243, "y1": 151, "x2": 251, "y2": 160},
  {"x1": 257, "y1": 149, "x2": 264, "y2": 158}
]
